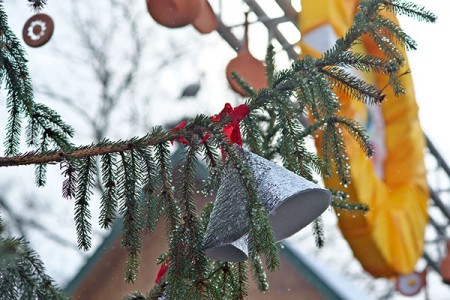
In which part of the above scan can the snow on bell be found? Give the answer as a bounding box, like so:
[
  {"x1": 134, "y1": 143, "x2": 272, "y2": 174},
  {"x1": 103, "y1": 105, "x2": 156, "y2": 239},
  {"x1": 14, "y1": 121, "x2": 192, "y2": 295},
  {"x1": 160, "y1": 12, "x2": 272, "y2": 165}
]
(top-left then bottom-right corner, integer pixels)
[{"x1": 203, "y1": 147, "x2": 331, "y2": 262}]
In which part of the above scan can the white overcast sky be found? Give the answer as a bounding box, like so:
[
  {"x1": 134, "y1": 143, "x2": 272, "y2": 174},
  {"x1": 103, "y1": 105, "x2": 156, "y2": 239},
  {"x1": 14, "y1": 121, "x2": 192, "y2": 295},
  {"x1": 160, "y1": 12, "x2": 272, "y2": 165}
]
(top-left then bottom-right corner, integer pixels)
[{"x1": 398, "y1": 1, "x2": 450, "y2": 161}]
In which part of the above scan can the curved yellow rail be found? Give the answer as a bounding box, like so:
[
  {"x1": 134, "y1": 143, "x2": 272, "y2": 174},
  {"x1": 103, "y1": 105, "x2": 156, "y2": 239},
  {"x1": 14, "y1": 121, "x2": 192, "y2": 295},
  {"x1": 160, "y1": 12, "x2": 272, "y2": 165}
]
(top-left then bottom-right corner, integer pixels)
[{"x1": 299, "y1": 0, "x2": 428, "y2": 277}]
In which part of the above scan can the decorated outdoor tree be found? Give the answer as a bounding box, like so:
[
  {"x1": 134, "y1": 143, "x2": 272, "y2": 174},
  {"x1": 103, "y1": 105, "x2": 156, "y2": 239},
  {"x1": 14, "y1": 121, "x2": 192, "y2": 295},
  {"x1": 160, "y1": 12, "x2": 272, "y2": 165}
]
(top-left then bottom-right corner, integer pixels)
[{"x1": 0, "y1": 0, "x2": 436, "y2": 299}]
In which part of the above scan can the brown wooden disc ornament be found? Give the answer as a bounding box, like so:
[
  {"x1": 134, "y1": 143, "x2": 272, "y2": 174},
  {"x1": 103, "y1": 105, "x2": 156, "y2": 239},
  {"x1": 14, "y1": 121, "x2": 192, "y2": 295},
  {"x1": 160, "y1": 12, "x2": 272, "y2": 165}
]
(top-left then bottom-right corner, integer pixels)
[
  {"x1": 225, "y1": 13, "x2": 267, "y2": 96},
  {"x1": 22, "y1": 13, "x2": 54, "y2": 47}
]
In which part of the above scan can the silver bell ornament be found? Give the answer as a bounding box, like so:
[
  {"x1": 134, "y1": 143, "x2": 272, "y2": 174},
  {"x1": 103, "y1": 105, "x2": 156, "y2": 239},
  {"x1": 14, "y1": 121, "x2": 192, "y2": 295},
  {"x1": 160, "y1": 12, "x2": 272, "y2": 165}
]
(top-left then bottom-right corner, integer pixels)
[{"x1": 203, "y1": 146, "x2": 331, "y2": 262}]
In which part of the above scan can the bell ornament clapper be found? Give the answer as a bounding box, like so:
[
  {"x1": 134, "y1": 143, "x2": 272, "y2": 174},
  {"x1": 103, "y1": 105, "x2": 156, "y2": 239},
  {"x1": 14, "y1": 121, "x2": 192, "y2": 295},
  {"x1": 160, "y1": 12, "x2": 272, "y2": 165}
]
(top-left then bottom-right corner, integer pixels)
[{"x1": 203, "y1": 146, "x2": 331, "y2": 262}]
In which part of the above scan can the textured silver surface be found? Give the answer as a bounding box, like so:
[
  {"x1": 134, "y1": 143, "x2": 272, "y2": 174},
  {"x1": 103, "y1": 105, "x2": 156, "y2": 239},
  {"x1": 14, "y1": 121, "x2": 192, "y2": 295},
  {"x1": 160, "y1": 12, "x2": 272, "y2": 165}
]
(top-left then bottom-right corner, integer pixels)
[
  {"x1": 205, "y1": 234, "x2": 248, "y2": 262},
  {"x1": 203, "y1": 147, "x2": 331, "y2": 261}
]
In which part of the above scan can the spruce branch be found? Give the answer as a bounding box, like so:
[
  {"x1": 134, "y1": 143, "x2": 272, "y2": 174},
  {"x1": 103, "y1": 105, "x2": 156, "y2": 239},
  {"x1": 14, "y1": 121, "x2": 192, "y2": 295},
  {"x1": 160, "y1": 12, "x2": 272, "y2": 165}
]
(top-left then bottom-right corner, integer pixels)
[
  {"x1": 99, "y1": 153, "x2": 118, "y2": 228},
  {"x1": 0, "y1": 130, "x2": 181, "y2": 167},
  {"x1": 249, "y1": 254, "x2": 268, "y2": 292},
  {"x1": 307, "y1": 61, "x2": 341, "y2": 118},
  {"x1": 123, "y1": 292, "x2": 146, "y2": 300},
  {"x1": 27, "y1": 0, "x2": 48, "y2": 11},
  {"x1": 1, "y1": 5, "x2": 73, "y2": 157},
  {"x1": 74, "y1": 156, "x2": 95, "y2": 251},
  {"x1": 373, "y1": 15, "x2": 417, "y2": 50},
  {"x1": 61, "y1": 157, "x2": 77, "y2": 200},
  {"x1": 385, "y1": 68, "x2": 410, "y2": 96},
  {"x1": 241, "y1": 112, "x2": 264, "y2": 156},
  {"x1": 179, "y1": 140, "x2": 200, "y2": 219},
  {"x1": 321, "y1": 119, "x2": 351, "y2": 186},
  {"x1": 155, "y1": 141, "x2": 179, "y2": 233},
  {"x1": 236, "y1": 262, "x2": 249, "y2": 299},
  {"x1": 367, "y1": 26, "x2": 405, "y2": 65},
  {"x1": 328, "y1": 189, "x2": 369, "y2": 215},
  {"x1": 154, "y1": 141, "x2": 188, "y2": 300},
  {"x1": 318, "y1": 51, "x2": 392, "y2": 74},
  {"x1": 312, "y1": 217, "x2": 325, "y2": 248},
  {"x1": 231, "y1": 72, "x2": 258, "y2": 97},
  {"x1": 135, "y1": 147, "x2": 161, "y2": 233},
  {"x1": 320, "y1": 66, "x2": 385, "y2": 104},
  {"x1": 382, "y1": 0, "x2": 436, "y2": 23},
  {"x1": 119, "y1": 151, "x2": 142, "y2": 283},
  {"x1": 333, "y1": 200, "x2": 369, "y2": 212},
  {"x1": 177, "y1": 139, "x2": 207, "y2": 284},
  {"x1": 199, "y1": 141, "x2": 223, "y2": 197},
  {"x1": 298, "y1": 76, "x2": 322, "y2": 122},
  {"x1": 265, "y1": 44, "x2": 276, "y2": 87},
  {"x1": 276, "y1": 99, "x2": 312, "y2": 179},
  {"x1": 200, "y1": 141, "x2": 219, "y2": 170},
  {"x1": 2, "y1": 53, "x2": 24, "y2": 156},
  {"x1": 333, "y1": 116, "x2": 374, "y2": 158},
  {"x1": 0, "y1": 224, "x2": 67, "y2": 300}
]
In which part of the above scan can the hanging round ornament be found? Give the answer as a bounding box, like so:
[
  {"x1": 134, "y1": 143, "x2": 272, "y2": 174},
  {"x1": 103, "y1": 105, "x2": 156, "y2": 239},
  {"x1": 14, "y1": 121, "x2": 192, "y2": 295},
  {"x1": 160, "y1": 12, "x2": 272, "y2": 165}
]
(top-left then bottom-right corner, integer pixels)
[
  {"x1": 440, "y1": 240, "x2": 450, "y2": 284},
  {"x1": 146, "y1": 0, "x2": 201, "y2": 28},
  {"x1": 192, "y1": 0, "x2": 218, "y2": 34},
  {"x1": 396, "y1": 271, "x2": 426, "y2": 296},
  {"x1": 226, "y1": 13, "x2": 267, "y2": 96},
  {"x1": 22, "y1": 13, "x2": 54, "y2": 47}
]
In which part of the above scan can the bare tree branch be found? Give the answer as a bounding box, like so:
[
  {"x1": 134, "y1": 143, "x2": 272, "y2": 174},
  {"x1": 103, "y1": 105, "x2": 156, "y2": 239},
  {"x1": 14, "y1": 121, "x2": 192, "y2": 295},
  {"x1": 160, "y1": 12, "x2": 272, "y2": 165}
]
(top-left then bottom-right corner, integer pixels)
[{"x1": 0, "y1": 194, "x2": 78, "y2": 250}]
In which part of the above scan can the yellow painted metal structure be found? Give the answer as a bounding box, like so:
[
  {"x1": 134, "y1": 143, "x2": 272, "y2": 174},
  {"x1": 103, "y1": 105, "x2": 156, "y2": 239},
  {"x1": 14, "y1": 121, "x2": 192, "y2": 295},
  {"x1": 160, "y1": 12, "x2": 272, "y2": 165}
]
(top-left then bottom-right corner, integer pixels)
[{"x1": 299, "y1": 0, "x2": 428, "y2": 277}]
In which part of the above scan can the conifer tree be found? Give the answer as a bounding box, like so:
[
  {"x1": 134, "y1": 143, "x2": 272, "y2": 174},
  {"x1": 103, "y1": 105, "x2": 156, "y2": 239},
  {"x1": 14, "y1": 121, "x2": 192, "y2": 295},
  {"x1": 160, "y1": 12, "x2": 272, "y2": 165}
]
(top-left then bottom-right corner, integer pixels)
[{"x1": 0, "y1": 0, "x2": 436, "y2": 299}]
